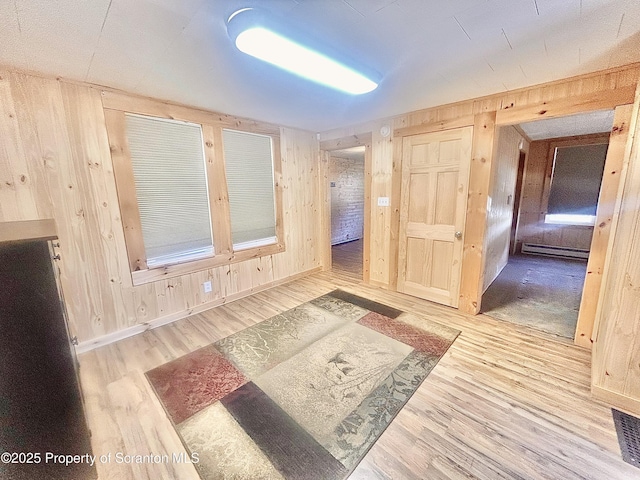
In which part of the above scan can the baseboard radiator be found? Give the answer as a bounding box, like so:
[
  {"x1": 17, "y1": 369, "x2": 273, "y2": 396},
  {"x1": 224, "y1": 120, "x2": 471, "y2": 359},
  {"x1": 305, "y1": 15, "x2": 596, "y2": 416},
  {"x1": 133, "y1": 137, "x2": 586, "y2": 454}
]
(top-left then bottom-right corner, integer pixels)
[{"x1": 521, "y1": 243, "x2": 590, "y2": 260}]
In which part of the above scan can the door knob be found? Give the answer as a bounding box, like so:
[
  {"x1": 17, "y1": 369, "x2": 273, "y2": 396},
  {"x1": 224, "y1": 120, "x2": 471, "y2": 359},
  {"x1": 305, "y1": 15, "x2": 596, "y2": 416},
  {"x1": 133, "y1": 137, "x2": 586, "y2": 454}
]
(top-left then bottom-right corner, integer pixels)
[{"x1": 455, "y1": 231, "x2": 462, "y2": 239}]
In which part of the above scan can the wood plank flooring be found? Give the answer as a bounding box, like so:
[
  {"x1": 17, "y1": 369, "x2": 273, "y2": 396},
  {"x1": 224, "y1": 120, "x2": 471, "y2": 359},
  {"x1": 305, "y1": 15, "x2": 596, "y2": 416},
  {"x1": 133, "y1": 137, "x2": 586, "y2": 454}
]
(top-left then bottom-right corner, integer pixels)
[
  {"x1": 78, "y1": 270, "x2": 637, "y2": 479},
  {"x1": 331, "y1": 239, "x2": 363, "y2": 280}
]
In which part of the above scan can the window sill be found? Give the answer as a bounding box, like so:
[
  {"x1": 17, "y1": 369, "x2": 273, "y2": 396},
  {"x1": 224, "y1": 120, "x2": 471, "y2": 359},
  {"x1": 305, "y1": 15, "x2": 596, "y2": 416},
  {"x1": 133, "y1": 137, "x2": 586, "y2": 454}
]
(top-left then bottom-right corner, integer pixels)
[
  {"x1": 130, "y1": 242, "x2": 285, "y2": 286},
  {"x1": 544, "y1": 214, "x2": 596, "y2": 227}
]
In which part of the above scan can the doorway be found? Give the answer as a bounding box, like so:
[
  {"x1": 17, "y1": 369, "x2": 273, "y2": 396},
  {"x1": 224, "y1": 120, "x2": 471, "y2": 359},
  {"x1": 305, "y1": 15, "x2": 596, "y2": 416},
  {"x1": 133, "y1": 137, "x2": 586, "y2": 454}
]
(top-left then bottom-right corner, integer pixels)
[
  {"x1": 481, "y1": 111, "x2": 616, "y2": 341},
  {"x1": 325, "y1": 146, "x2": 367, "y2": 279}
]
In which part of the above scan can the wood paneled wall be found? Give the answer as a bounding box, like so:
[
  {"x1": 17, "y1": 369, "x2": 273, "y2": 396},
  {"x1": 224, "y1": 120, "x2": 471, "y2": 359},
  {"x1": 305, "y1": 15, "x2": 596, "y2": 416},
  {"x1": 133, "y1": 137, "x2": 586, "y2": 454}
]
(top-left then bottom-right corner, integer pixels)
[
  {"x1": 483, "y1": 126, "x2": 528, "y2": 292},
  {"x1": 592, "y1": 82, "x2": 640, "y2": 416},
  {"x1": 329, "y1": 156, "x2": 364, "y2": 245},
  {"x1": 575, "y1": 104, "x2": 635, "y2": 348},
  {"x1": 370, "y1": 122, "x2": 396, "y2": 287},
  {"x1": 516, "y1": 135, "x2": 611, "y2": 252},
  {"x1": 0, "y1": 70, "x2": 321, "y2": 347},
  {"x1": 320, "y1": 63, "x2": 640, "y2": 315}
]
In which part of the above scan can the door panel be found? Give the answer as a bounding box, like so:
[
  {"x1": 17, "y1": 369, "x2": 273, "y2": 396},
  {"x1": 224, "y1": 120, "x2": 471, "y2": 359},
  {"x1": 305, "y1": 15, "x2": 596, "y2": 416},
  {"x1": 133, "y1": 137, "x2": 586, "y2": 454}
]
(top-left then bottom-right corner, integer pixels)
[
  {"x1": 434, "y1": 170, "x2": 458, "y2": 224},
  {"x1": 431, "y1": 240, "x2": 453, "y2": 290},
  {"x1": 397, "y1": 127, "x2": 473, "y2": 307}
]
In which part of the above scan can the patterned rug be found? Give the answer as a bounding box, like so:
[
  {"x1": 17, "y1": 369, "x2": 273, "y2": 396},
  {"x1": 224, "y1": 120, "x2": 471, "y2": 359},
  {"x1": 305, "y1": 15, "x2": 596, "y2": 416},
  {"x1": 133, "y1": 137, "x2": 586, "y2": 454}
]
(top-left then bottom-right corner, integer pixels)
[{"x1": 146, "y1": 289, "x2": 459, "y2": 479}]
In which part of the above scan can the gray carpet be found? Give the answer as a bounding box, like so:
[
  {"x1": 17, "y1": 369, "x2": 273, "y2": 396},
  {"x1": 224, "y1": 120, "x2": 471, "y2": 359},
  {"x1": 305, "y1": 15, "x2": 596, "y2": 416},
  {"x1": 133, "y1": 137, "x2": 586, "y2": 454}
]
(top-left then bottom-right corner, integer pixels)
[{"x1": 481, "y1": 254, "x2": 587, "y2": 339}]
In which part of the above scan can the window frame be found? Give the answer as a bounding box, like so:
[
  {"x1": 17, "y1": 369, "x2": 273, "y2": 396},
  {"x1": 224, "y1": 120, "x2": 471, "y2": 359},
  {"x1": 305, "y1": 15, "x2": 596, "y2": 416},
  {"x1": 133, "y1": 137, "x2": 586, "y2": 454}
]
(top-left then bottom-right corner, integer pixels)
[
  {"x1": 103, "y1": 93, "x2": 285, "y2": 286},
  {"x1": 124, "y1": 113, "x2": 215, "y2": 267}
]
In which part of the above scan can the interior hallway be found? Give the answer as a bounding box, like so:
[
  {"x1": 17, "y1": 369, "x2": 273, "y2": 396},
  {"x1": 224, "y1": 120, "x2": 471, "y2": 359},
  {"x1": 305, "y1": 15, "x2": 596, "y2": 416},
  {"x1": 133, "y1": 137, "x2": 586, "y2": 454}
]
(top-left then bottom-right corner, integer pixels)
[{"x1": 481, "y1": 254, "x2": 588, "y2": 340}]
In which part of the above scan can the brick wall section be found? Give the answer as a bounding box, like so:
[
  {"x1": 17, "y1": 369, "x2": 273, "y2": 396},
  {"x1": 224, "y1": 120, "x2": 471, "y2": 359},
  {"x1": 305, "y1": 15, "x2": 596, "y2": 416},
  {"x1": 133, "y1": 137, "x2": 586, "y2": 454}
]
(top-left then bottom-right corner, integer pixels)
[{"x1": 329, "y1": 156, "x2": 364, "y2": 245}]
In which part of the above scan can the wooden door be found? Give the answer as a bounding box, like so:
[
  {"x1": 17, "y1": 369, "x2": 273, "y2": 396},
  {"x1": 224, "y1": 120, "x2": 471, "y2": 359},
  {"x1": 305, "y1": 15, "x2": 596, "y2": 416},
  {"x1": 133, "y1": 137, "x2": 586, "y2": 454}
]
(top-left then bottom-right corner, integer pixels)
[{"x1": 397, "y1": 127, "x2": 473, "y2": 307}]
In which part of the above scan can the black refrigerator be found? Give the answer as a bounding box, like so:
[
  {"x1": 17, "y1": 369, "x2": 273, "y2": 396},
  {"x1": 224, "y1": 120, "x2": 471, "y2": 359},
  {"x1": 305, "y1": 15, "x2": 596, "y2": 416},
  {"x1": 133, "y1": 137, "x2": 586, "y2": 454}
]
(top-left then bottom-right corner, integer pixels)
[{"x1": 0, "y1": 230, "x2": 96, "y2": 480}]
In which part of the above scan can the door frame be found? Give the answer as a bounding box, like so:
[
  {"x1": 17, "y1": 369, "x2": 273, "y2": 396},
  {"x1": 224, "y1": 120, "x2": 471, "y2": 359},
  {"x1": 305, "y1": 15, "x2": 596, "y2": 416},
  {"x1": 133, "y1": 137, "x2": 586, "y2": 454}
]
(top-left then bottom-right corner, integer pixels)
[
  {"x1": 319, "y1": 134, "x2": 372, "y2": 282},
  {"x1": 392, "y1": 114, "x2": 495, "y2": 315},
  {"x1": 495, "y1": 103, "x2": 635, "y2": 348}
]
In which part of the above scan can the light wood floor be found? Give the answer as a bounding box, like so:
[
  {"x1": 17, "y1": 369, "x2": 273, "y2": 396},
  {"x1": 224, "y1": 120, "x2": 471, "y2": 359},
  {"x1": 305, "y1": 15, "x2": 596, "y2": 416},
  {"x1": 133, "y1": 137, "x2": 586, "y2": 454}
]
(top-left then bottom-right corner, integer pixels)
[
  {"x1": 79, "y1": 270, "x2": 637, "y2": 479},
  {"x1": 331, "y1": 239, "x2": 363, "y2": 280}
]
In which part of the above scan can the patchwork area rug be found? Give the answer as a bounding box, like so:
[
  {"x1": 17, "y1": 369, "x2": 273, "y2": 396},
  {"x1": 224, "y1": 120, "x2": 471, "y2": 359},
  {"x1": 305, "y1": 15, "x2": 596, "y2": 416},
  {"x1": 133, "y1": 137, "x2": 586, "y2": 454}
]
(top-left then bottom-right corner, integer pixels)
[{"x1": 146, "y1": 289, "x2": 459, "y2": 479}]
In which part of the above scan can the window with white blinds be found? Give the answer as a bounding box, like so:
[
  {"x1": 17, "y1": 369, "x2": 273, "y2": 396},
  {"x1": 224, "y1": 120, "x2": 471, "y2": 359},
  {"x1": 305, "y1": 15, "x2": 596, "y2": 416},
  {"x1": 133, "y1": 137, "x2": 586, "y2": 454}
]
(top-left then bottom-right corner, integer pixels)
[
  {"x1": 223, "y1": 129, "x2": 277, "y2": 250},
  {"x1": 125, "y1": 114, "x2": 214, "y2": 267},
  {"x1": 545, "y1": 143, "x2": 608, "y2": 226}
]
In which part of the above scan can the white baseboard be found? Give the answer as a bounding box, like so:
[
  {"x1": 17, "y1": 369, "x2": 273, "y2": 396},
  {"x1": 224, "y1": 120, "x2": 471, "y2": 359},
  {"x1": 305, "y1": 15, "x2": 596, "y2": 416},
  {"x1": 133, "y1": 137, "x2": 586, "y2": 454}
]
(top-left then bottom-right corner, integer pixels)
[{"x1": 75, "y1": 266, "x2": 321, "y2": 355}]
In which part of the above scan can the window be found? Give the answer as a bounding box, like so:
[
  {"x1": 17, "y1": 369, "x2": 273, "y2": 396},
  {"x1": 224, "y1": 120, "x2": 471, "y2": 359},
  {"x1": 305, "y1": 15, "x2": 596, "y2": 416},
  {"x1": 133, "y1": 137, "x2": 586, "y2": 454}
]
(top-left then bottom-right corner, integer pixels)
[
  {"x1": 105, "y1": 104, "x2": 284, "y2": 285},
  {"x1": 223, "y1": 129, "x2": 277, "y2": 250},
  {"x1": 544, "y1": 143, "x2": 608, "y2": 226},
  {"x1": 125, "y1": 114, "x2": 214, "y2": 267}
]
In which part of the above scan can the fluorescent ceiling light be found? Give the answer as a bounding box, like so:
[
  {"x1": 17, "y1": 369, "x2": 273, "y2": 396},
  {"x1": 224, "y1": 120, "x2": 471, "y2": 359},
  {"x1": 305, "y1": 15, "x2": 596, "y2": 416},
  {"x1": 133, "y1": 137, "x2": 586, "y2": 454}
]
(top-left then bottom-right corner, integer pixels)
[{"x1": 227, "y1": 8, "x2": 379, "y2": 95}]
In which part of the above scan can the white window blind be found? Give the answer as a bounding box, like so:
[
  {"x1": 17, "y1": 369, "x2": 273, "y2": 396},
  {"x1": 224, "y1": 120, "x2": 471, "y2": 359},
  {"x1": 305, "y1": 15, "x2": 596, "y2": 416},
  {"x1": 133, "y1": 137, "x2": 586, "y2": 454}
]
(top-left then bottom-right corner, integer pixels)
[
  {"x1": 125, "y1": 114, "x2": 213, "y2": 267},
  {"x1": 222, "y1": 129, "x2": 277, "y2": 250}
]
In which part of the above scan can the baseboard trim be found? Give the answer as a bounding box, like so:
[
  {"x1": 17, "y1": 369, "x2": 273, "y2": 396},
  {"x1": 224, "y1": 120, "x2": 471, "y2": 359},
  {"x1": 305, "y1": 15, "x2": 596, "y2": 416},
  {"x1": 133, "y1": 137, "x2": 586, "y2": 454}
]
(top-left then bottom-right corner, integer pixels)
[
  {"x1": 592, "y1": 385, "x2": 640, "y2": 418},
  {"x1": 75, "y1": 266, "x2": 322, "y2": 355},
  {"x1": 522, "y1": 243, "x2": 590, "y2": 259},
  {"x1": 367, "y1": 278, "x2": 390, "y2": 289}
]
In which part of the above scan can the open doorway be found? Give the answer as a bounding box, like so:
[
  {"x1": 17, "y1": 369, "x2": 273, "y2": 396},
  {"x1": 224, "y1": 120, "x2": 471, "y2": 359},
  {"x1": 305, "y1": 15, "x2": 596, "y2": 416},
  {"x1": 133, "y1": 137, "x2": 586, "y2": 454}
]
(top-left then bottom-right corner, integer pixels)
[
  {"x1": 481, "y1": 110, "x2": 615, "y2": 341},
  {"x1": 328, "y1": 147, "x2": 365, "y2": 279}
]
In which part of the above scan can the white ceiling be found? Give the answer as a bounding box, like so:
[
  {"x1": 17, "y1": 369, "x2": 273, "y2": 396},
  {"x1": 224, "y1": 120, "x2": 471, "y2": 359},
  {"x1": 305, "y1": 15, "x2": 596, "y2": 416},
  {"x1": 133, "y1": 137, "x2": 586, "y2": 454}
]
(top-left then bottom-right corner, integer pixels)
[
  {"x1": 1, "y1": 0, "x2": 639, "y2": 132},
  {"x1": 331, "y1": 146, "x2": 366, "y2": 159},
  {"x1": 519, "y1": 110, "x2": 615, "y2": 140}
]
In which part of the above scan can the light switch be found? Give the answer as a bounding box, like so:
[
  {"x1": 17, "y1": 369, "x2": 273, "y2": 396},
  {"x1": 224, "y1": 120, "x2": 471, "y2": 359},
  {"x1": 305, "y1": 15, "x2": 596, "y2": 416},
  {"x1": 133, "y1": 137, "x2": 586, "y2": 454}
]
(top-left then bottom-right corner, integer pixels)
[
  {"x1": 203, "y1": 281, "x2": 212, "y2": 293},
  {"x1": 377, "y1": 197, "x2": 390, "y2": 207}
]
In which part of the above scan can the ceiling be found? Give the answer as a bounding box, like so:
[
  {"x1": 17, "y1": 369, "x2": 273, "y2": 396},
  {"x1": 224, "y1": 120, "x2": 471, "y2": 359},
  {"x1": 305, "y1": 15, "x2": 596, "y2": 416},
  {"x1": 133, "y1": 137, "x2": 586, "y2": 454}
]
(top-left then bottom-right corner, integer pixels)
[
  {"x1": 1, "y1": 0, "x2": 639, "y2": 132},
  {"x1": 331, "y1": 146, "x2": 366, "y2": 159},
  {"x1": 519, "y1": 109, "x2": 615, "y2": 140}
]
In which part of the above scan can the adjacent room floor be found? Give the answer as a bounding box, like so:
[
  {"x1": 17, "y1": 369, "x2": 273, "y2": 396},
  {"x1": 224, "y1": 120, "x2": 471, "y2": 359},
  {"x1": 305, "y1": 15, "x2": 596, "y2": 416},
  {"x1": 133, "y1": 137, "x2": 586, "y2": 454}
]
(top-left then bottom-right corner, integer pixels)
[
  {"x1": 331, "y1": 239, "x2": 363, "y2": 279},
  {"x1": 481, "y1": 254, "x2": 588, "y2": 340},
  {"x1": 78, "y1": 268, "x2": 635, "y2": 479}
]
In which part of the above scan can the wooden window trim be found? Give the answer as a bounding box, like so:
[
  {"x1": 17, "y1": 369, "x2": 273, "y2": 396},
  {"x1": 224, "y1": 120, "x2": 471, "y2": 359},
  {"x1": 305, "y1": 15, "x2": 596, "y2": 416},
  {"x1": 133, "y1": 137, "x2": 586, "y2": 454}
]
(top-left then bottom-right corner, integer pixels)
[
  {"x1": 103, "y1": 96, "x2": 285, "y2": 286},
  {"x1": 104, "y1": 109, "x2": 148, "y2": 272},
  {"x1": 131, "y1": 242, "x2": 285, "y2": 285},
  {"x1": 204, "y1": 124, "x2": 233, "y2": 255}
]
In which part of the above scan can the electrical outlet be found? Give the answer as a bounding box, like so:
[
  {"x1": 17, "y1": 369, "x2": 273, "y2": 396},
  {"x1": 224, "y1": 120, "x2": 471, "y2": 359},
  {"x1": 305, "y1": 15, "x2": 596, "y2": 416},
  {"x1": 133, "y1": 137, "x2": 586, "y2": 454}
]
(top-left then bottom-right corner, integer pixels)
[
  {"x1": 203, "y1": 281, "x2": 212, "y2": 293},
  {"x1": 377, "y1": 196, "x2": 390, "y2": 207}
]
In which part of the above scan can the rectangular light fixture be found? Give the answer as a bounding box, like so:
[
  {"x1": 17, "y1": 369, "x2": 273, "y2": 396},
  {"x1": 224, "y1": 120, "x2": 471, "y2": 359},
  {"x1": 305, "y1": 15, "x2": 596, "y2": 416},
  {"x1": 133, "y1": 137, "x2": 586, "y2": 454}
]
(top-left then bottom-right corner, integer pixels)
[{"x1": 227, "y1": 8, "x2": 380, "y2": 95}]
